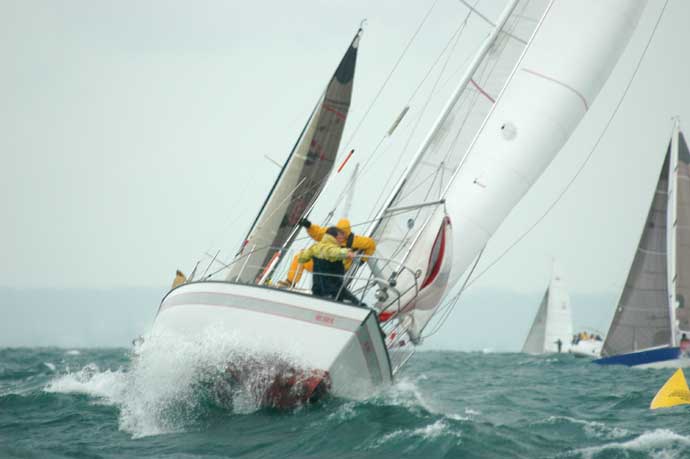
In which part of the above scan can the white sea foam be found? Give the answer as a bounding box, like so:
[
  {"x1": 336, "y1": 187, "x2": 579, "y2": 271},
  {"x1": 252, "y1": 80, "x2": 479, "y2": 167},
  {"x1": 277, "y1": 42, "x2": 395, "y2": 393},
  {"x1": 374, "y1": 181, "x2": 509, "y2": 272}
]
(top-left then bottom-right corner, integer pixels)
[
  {"x1": 43, "y1": 362, "x2": 56, "y2": 372},
  {"x1": 65, "y1": 350, "x2": 81, "y2": 356},
  {"x1": 45, "y1": 363, "x2": 128, "y2": 403},
  {"x1": 44, "y1": 327, "x2": 312, "y2": 438},
  {"x1": 375, "y1": 377, "x2": 469, "y2": 422},
  {"x1": 326, "y1": 401, "x2": 357, "y2": 422},
  {"x1": 371, "y1": 419, "x2": 461, "y2": 448},
  {"x1": 540, "y1": 415, "x2": 629, "y2": 439},
  {"x1": 574, "y1": 429, "x2": 690, "y2": 459}
]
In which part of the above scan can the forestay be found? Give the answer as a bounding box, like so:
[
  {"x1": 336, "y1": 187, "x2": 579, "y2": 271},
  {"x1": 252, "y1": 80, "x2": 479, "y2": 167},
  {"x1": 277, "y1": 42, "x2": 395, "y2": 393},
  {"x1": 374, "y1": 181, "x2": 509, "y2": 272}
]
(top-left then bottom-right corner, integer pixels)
[{"x1": 227, "y1": 31, "x2": 360, "y2": 284}]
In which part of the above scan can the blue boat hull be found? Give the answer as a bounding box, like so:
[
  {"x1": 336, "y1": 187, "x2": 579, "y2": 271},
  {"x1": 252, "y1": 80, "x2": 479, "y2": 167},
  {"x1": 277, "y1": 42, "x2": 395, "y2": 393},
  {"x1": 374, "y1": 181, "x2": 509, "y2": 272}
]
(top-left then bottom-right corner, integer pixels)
[{"x1": 594, "y1": 346, "x2": 683, "y2": 367}]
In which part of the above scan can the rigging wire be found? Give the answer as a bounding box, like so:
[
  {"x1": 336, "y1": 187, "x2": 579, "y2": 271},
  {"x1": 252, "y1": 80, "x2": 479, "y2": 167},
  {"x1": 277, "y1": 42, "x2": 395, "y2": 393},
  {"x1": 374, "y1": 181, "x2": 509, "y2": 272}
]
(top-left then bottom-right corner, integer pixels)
[
  {"x1": 339, "y1": 0, "x2": 442, "y2": 156},
  {"x1": 324, "y1": 2, "x2": 478, "y2": 226},
  {"x1": 420, "y1": 0, "x2": 670, "y2": 339},
  {"x1": 363, "y1": 2, "x2": 481, "y2": 223}
]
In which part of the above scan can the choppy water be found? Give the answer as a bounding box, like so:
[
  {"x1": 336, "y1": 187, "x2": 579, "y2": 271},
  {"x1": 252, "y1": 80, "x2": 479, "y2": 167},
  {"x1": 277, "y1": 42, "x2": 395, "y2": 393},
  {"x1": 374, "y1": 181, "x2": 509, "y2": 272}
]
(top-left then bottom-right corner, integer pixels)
[{"x1": 1, "y1": 347, "x2": 689, "y2": 459}]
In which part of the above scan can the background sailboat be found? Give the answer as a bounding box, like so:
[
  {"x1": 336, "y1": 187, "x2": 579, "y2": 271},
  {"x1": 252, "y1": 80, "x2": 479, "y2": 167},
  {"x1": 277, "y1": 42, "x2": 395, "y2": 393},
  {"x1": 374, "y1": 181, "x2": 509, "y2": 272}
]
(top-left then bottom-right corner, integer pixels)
[
  {"x1": 596, "y1": 118, "x2": 690, "y2": 368},
  {"x1": 522, "y1": 261, "x2": 573, "y2": 354}
]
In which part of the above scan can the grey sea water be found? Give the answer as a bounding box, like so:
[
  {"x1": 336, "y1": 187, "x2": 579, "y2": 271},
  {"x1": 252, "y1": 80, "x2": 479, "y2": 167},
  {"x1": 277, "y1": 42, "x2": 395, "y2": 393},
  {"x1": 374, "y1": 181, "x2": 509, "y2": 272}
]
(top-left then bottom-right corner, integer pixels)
[{"x1": 1, "y1": 347, "x2": 689, "y2": 458}]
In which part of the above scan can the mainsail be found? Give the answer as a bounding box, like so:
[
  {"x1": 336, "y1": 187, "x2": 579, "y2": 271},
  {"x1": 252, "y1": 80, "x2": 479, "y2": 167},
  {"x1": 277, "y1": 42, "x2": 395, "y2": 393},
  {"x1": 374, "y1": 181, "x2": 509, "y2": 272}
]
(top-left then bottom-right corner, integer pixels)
[
  {"x1": 602, "y1": 120, "x2": 689, "y2": 357},
  {"x1": 227, "y1": 30, "x2": 360, "y2": 284},
  {"x1": 522, "y1": 263, "x2": 573, "y2": 354},
  {"x1": 362, "y1": 0, "x2": 647, "y2": 342}
]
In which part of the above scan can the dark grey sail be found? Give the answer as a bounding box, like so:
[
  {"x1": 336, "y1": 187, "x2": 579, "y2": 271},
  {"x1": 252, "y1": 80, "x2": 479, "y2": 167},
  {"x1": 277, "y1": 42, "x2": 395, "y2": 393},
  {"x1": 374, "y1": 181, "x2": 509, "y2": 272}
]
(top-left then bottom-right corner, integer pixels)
[
  {"x1": 227, "y1": 30, "x2": 360, "y2": 284},
  {"x1": 601, "y1": 150, "x2": 672, "y2": 357}
]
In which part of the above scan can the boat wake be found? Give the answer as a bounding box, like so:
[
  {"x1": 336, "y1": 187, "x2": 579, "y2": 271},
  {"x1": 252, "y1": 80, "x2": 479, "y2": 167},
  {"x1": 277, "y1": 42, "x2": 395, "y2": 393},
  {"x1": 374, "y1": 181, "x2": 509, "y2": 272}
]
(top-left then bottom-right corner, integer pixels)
[{"x1": 44, "y1": 329, "x2": 329, "y2": 437}]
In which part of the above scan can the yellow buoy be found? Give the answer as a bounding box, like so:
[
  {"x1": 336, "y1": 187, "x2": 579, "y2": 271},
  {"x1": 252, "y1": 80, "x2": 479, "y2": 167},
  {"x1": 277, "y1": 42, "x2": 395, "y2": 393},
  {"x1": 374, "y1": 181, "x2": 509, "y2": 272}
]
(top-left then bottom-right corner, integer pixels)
[{"x1": 650, "y1": 368, "x2": 690, "y2": 409}]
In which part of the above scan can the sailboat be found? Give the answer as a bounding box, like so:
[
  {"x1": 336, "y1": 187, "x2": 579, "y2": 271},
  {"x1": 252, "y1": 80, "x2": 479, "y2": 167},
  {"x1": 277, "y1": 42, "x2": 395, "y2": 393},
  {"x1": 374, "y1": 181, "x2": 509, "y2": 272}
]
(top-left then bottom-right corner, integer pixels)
[
  {"x1": 141, "y1": 0, "x2": 646, "y2": 406},
  {"x1": 595, "y1": 119, "x2": 690, "y2": 368},
  {"x1": 522, "y1": 262, "x2": 573, "y2": 354}
]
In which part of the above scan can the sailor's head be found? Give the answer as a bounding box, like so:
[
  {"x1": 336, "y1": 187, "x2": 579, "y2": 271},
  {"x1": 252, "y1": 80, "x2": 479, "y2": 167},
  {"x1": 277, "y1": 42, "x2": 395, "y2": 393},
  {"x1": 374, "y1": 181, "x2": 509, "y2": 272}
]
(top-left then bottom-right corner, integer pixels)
[
  {"x1": 336, "y1": 218, "x2": 351, "y2": 236},
  {"x1": 326, "y1": 226, "x2": 346, "y2": 244}
]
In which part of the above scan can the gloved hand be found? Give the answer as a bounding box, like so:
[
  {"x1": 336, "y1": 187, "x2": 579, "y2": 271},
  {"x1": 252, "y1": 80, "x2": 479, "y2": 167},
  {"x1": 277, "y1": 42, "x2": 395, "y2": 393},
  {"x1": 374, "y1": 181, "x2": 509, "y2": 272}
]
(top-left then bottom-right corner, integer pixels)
[{"x1": 298, "y1": 217, "x2": 312, "y2": 228}]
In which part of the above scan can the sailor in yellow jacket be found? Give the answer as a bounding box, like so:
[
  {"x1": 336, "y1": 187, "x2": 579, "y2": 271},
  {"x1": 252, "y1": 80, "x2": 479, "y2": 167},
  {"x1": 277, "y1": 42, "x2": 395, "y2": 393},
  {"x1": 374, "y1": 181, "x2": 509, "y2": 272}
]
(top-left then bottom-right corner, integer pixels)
[
  {"x1": 297, "y1": 226, "x2": 364, "y2": 306},
  {"x1": 278, "y1": 217, "x2": 376, "y2": 287}
]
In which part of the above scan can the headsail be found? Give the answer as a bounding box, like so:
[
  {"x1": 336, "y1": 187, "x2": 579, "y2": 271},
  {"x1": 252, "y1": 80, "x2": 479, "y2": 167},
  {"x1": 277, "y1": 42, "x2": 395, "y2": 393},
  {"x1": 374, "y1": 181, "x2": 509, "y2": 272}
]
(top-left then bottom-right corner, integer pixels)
[
  {"x1": 227, "y1": 30, "x2": 361, "y2": 284},
  {"x1": 361, "y1": 0, "x2": 550, "y2": 338},
  {"x1": 522, "y1": 289, "x2": 548, "y2": 354},
  {"x1": 601, "y1": 141, "x2": 671, "y2": 357},
  {"x1": 363, "y1": 0, "x2": 647, "y2": 342}
]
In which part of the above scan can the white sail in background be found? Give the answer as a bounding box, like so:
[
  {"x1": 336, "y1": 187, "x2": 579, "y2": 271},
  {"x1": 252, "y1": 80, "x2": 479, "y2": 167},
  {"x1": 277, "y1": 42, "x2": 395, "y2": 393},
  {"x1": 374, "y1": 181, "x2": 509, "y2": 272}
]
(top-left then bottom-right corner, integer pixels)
[
  {"x1": 365, "y1": 0, "x2": 647, "y2": 342},
  {"x1": 523, "y1": 262, "x2": 573, "y2": 354},
  {"x1": 522, "y1": 290, "x2": 548, "y2": 354},
  {"x1": 227, "y1": 31, "x2": 361, "y2": 284}
]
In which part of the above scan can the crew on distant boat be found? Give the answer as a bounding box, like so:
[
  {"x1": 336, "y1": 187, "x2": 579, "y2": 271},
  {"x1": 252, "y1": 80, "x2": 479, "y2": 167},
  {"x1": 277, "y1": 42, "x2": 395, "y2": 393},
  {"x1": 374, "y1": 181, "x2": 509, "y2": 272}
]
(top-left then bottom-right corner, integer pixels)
[
  {"x1": 278, "y1": 217, "x2": 376, "y2": 288},
  {"x1": 297, "y1": 226, "x2": 365, "y2": 306},
  {"x1": 681, "y1": 334, "x2": 690, "y2": 354},
  {"x1": 555, "y1": 338, "x2": 563, "y2": 353},
  {"x1": 572, "y1": 331, "x2": 602, "y2": 344}
]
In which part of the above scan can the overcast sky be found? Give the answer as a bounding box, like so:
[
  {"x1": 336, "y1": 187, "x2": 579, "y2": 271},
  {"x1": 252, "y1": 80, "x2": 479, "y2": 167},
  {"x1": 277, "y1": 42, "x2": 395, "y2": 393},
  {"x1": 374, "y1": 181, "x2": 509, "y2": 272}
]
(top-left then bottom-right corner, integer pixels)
[{"x1": 3, "y1": 0, "x2": 690, "y2": 307}]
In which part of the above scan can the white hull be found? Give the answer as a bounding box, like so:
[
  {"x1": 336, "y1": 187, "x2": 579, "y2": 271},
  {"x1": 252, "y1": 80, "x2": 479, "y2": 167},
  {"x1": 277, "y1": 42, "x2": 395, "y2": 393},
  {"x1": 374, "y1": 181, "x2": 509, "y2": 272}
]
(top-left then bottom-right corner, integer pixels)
[
  {"x1": 569, "y1": 340, "x2": 602, "y2": 358},
  {"x1": 149, "y1": 281, "x2": 392, "y2": 400}
]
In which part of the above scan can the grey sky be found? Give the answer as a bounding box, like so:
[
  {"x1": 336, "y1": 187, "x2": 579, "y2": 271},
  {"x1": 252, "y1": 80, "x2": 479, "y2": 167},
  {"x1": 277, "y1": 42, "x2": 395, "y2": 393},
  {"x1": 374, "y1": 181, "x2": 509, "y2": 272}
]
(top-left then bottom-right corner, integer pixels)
[{"x1": 3, "y1": 0, "x2": 690, "y2": 311}]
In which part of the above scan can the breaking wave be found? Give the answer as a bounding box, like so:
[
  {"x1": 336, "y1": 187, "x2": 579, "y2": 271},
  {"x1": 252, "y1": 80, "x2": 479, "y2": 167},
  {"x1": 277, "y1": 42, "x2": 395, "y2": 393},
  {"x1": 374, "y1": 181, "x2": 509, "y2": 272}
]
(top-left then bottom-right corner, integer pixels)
[{"x1": 45, "y1": 328, "x2": 321, "y2": 437}]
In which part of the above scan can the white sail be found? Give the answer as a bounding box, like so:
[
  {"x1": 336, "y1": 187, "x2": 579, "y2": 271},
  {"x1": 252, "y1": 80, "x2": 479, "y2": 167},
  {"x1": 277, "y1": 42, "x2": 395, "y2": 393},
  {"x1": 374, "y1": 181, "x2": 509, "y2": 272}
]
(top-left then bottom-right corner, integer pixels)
[
  {"x1": 523, "y1": 262, "x2": 573, "y2": 353},
  {"x1": 543, "y1": 263, "x2": 573, "y2": 352},
  {"x1": 444, "y1": 0, "x2": 647, "y2": 292},
  {"x1": 522, "y1": 289, "x2": 548, "y2": 354},
  {"x1": 368, "y1": 0, "x2": 647, "y2": 342},
  {"x1": 362, "y1": 0, "x2": 549, "y2": 336},
  {"x1": 227, "y1": 31, "x2": 361, "y2": 284}
]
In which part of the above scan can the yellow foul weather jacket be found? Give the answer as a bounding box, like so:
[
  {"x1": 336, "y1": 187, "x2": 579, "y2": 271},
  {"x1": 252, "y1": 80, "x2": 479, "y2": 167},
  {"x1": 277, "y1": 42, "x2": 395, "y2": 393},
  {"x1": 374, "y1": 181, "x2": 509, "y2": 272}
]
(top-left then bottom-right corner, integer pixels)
[{"x1": 297, "y1": 234, "x2": 349, "y2": 264}]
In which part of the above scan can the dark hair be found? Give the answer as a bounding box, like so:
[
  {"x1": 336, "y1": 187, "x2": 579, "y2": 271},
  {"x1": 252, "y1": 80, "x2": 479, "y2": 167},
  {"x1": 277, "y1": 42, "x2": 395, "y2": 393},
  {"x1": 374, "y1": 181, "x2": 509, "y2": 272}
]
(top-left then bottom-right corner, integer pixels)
[{"x1": 326, "y1": 226, "x2": 343, "y2": 238}]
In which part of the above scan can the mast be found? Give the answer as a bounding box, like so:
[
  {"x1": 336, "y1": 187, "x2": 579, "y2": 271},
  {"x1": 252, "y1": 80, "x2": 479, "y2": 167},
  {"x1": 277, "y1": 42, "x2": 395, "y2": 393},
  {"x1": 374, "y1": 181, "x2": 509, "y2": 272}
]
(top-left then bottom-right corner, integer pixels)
[
  {"x1": 365, "y1": 0, "x2": 520, "y2": 238},
  {"x1": 668, "y1": 117, "x2": 680, "y2": 346}
]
